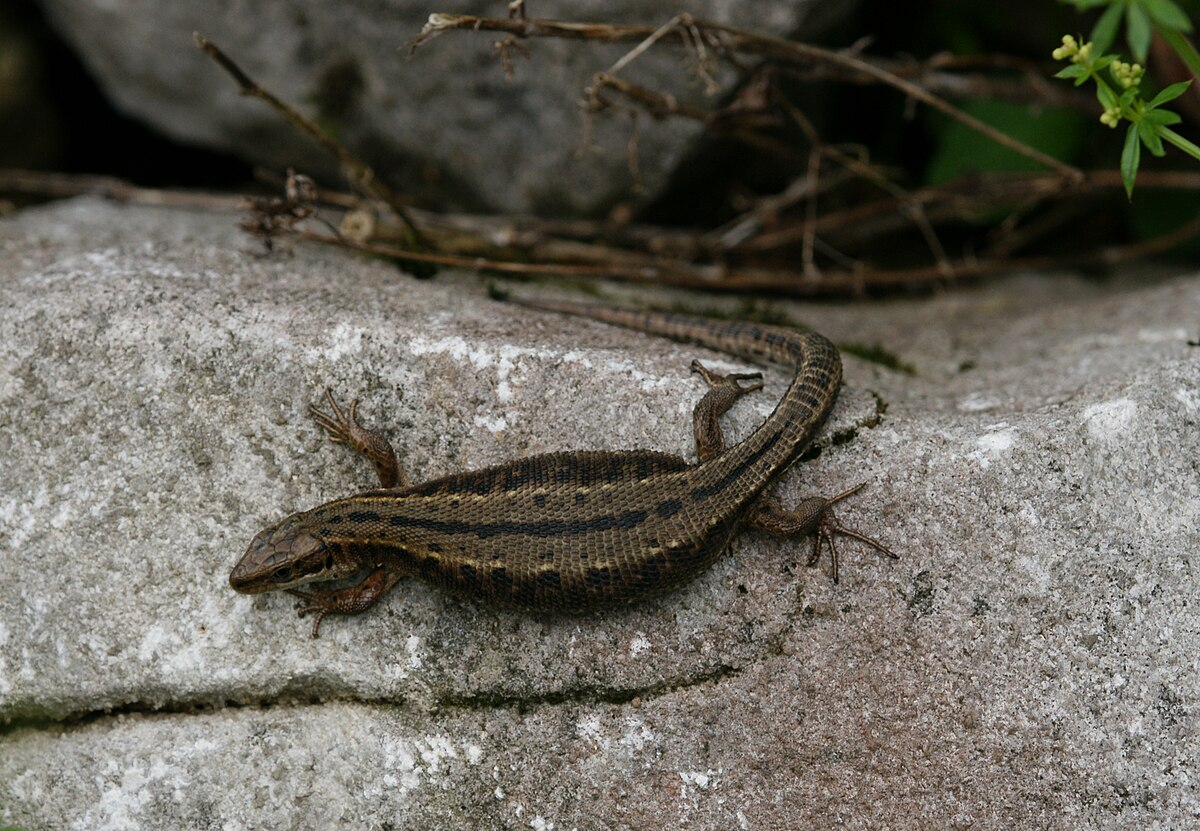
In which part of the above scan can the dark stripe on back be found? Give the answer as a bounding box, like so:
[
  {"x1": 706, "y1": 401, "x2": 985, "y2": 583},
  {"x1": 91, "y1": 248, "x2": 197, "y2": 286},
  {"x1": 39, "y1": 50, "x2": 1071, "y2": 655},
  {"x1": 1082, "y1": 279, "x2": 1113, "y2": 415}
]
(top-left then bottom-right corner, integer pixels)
[
  {"x1": 689, "y1": 428, "x2": 784, "y2": 501},
  {"x1": 388, "y1": 508, "x2": 650, "y2": 539},
  {"x1": 399, "y1": 451, "x2": 688, "y2": 497}
]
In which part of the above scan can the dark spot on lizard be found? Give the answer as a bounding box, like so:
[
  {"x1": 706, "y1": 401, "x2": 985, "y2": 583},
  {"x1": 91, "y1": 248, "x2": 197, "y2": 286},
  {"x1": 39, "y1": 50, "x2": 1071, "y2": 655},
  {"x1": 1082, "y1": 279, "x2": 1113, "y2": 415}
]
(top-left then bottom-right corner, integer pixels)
[
  {"x1": 490, "y1": 567, "x2": 513, "y2": 592},
  {"x1": 514, "y1": 577, "x2": 537, "y2": 605},
  {"x1": 419, "y1": 558, "x2": 441, "y2": 580},
  {"x1": 639, "y1": 553, "x2": 668, "y2": 586},
  {"x1": 458, "y1": 563, "x2": 480, "y2": 591},
  {"x1": 586, "y1": 567, "x2": 614, "y2": 588},
  {"x1": 656, "y1": 498, "x2": 683, "y2": 519}
]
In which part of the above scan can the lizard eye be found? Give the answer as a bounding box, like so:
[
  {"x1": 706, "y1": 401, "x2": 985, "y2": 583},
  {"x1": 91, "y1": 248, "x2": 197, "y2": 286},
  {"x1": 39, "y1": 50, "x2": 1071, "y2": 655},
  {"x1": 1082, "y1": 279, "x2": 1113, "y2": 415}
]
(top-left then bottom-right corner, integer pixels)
[{"x1": 271, "y1": 565, "x2": 295, "y2": 583}]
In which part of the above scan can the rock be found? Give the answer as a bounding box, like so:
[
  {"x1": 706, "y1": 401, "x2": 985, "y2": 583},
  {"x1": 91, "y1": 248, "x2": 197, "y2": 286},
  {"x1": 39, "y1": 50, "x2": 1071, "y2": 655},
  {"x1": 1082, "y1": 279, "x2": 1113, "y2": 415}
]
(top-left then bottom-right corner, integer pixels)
[
  {"x1": 2, "y1": 197, "x2": 1198, "y2": 828},
  {"x1": 34, "y1": 0, "x2": 835, "y2": 215}
]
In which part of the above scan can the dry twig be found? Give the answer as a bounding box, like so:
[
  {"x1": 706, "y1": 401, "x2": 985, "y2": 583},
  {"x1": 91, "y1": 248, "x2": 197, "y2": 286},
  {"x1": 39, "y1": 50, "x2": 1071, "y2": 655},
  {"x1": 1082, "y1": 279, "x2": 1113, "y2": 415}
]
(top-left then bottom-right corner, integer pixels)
[
  {"x1": 5, "y1": 167, "x2": 1197, "y2": 297},
  {"x1": 8, "y1": 14, "x2": 1193, "y2": 299},
  {"x1": 194, "y1": 32, "x2": 426, "y2": 248},
  {"x1": 415, "y1": 13, "x2": 1083, "y2": 179}
]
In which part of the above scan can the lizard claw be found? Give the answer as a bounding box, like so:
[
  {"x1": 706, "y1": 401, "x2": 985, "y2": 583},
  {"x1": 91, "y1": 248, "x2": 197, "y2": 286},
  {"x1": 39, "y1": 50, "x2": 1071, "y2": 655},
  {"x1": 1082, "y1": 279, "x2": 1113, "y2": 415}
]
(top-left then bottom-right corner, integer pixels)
[
  {"x1": 309, "y1": 389, "x2": 358, "y2": 446},
  {"x1": 308, "y1": 390, "x2": 402, "y2": 488},
  {"x1": 691, "y1": 359, "x2": 764, "y2": 394},
  {"x1": 808, "y1": 483, "x2": 899, "y2": 584},
  {"x1": 287, "y1": 588, "x2": 330, "y2": 638}
]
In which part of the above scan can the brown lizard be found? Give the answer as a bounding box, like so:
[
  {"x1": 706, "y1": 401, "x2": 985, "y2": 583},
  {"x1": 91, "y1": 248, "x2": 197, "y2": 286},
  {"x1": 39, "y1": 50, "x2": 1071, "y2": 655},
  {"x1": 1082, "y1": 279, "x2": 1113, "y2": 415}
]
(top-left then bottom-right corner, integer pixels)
[{"x1": 229, "y1": 299, "x2": 896, "y2": 636}]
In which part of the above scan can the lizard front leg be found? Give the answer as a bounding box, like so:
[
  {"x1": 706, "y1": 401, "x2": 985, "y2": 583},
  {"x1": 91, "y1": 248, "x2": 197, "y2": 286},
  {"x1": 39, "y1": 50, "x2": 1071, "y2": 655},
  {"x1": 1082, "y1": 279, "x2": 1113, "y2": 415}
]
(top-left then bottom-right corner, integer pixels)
[
  {"x1": 287, "y1": 566, "x2": 406, "y2": 638},
  {"x1": 689, "y1": 361, "x2": 896, "y2": 583},
  {"x1": 309, "y1": 389, "x2": 408, "y2": 488},
  {"x1": 690, "y1": 359, "x2": 764, "y2": 463}
]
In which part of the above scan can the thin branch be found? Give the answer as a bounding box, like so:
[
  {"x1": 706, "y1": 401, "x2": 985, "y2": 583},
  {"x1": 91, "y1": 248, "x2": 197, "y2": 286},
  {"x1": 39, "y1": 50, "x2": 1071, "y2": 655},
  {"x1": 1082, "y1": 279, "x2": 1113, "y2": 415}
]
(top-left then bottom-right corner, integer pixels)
[
  {"x1": 604, "y1": 13, "x2": 694, "y2": 78},
  {"x1": 801, "y1": 145, "x2": 822, "y2": 278},
  {"x1": 297, "y1": 229, "x2": 675, "y2": 281},
  {"x1": 772, "y1": 94, "x2": 953, "y2": 276},
  {"x1": 298, "y1": 216, "x2": 1200, "y2": 297},
  {"x1": 739, "y1": 169, "x2": 1200, "y2": 252},
  {"x1": 416, "y1": 13, "x2": 1084, "y2": 178},
  {"x1": 414, "y1": 15, "x2": 664, "y2": 48},
  {"x1": 778, "y1": 58, "x2": 1095, "y2": 115},
  {"x1": 193, "y1": 32, "x2": 427, "y2": 247},
  {"x1": 589, "y1": 73, "x2": 711, "y2": 121},
  {"x1": 0, "y1": 169, "x2": 245, "y2": 210},
  {"x1": 701, "y1": 168, "x2": 858, "y2": 251},
  {"x1": 5, "y1": 168, "x2": 1197, "y2": 298}
]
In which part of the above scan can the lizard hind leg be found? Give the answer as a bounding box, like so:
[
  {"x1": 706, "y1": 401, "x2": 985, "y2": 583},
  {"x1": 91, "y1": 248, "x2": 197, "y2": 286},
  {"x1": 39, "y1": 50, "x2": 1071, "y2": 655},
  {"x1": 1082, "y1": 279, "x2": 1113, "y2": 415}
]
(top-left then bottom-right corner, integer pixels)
[
  {"x1": 751, "y1": 482, "x2": 897, "y2": 584},
  {"x1": 690, "y1": 359, "x2": 764, "y2": 463}
]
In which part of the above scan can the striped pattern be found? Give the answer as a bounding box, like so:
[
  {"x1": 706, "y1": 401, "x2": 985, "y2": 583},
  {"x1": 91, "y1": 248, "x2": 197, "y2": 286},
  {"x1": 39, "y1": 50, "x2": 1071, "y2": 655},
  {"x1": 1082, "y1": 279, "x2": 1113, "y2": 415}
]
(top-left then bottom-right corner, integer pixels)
[{"x1": 231, "y1": 300, "x2": 842, "y2": 616}]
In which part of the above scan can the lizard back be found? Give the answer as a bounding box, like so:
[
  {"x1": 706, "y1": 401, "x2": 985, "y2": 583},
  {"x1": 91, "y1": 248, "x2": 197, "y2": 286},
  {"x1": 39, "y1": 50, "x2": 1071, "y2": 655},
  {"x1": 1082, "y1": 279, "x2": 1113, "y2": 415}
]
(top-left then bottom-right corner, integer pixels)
[{"x1": 235, "y1": 302, "x2": 844, "y2": 613}]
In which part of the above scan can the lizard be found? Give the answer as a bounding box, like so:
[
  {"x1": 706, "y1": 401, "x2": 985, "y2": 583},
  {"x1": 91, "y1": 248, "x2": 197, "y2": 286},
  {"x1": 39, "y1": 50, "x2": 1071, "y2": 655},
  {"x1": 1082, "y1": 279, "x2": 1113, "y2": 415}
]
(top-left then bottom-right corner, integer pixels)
[{"x1": 229, "y1": 298, "x2": 897, "y2": 637}]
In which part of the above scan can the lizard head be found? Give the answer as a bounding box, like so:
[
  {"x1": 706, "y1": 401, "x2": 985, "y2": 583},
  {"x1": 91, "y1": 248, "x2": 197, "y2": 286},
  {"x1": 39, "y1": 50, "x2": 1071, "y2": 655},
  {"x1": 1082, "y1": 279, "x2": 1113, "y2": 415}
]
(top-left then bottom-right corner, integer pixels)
[{"x1": 230, "y1": 512, "x2": 358, "y2": 594}]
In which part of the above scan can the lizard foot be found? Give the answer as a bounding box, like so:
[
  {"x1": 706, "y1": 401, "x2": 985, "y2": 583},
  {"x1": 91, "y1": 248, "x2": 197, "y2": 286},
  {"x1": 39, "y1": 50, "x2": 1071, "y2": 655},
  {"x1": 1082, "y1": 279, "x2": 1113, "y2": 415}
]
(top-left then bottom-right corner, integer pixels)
[
  {"x1": 807, "y1": 483, "x2": 899, "y2": 584},
  {"x1": 309, "y1": 389, "x2": 403, "y2": 488},
  {"x1": 691, "y1": 359, "x2": 764, "y2": 395}
]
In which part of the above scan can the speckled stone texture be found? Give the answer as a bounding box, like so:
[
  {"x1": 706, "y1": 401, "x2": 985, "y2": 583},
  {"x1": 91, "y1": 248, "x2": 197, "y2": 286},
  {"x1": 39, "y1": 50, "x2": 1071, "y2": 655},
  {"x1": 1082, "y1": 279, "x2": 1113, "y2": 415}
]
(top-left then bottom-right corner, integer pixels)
[{"x1": 1, "y1": 198, "x2": 1198, "y2": 829}]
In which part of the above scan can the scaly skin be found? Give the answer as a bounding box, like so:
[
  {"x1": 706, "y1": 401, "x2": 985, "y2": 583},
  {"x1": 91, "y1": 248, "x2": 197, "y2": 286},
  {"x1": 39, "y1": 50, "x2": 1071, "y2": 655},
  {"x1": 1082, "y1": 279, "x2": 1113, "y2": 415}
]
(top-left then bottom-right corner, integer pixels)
[{"x1": 230, "y1": 300, "x2": 895, "y2": 636}]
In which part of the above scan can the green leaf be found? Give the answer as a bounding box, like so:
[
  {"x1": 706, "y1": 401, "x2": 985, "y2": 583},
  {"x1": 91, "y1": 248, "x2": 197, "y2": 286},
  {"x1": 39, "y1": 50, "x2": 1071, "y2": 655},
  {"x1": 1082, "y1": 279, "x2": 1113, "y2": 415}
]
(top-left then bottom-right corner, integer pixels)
[
  {"x1": 923, "y1": 99, "x2": 1088, "y2": 187},
  {"x1": 1097, "y1": 83, "x2": 1119, "y2": 109},
  {"x1": 1090, "y1": 3, "x2": 1125, "y2": 53},
  {"x1": 1144, "y1": 108, "x2": 1183, "y2": 125},
  {"x1": 1055, "y1": 64, "x2": 1087, "y2": 80},
  {"x1": 1141, "y1": 0, "x2": 1193, "y2": 33},
  {"x1": 1137, "y1": 120, "x2": 1166, "y2": 155},
  {"x1": 1127, "y1": 3, "x2": 1153, "y2": 60},
  {"x1": 1158, "y1": 126, "x2": 1200, "y2": 161},
  {"x1": 1121, "y1": 124, "x2": 1141, "y2": 198},
  {"x1": 1148, "y1": 80, "x2": 1193, "y2": 108}
]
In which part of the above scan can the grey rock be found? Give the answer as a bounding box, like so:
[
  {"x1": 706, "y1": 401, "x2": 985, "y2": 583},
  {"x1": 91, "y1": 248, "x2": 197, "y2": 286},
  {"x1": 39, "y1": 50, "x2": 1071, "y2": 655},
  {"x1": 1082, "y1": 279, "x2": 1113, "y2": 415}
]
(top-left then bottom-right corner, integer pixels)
[
  {"x1": 2, "y1": 198, "x2": 1199, "y2": 829},
  {"x1": 36, "y1": 0, "x2": 832, "y2": 215}
]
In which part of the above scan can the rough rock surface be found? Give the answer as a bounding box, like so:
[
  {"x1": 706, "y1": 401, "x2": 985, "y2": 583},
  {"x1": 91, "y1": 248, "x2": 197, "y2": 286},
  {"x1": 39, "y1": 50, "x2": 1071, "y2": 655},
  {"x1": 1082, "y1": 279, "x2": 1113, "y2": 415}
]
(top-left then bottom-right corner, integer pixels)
[
  {"x1": 35, "y1": 0, "x2": 833, "y2": 215},
  {"x1": 1, "y1": 198, "x2": 1198, "y2": 829}
]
